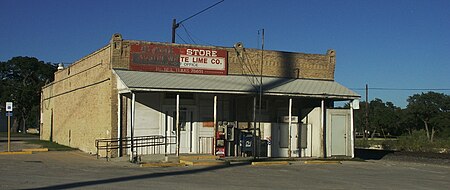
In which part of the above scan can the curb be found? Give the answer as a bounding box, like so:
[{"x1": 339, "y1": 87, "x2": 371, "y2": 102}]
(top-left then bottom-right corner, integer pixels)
[
  {"x1": 0, "y1": 151, "x2": 33, "y2": 155},
  {"x1": 140, "y1": 162, "x2": 186, "y2": 168},
  {"x1": 304, "y1": 160, "x2": 342, "y2": 164},
  {"x1": 22, "y1": 148, "x2": 49, "y2": 152},
  {"x1": 179, "y1": 155, "x2": 220, "y2": 160},
  {"x1": 180, "y1": 159, "x2": 230, "y2": 166},
  {"x1": 251, "y1": 161, "x2": 290, "y2": 166}
]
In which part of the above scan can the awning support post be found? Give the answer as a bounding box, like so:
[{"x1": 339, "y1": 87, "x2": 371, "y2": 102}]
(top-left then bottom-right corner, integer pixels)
[
  {"x1": 253, "y1": 96, "x2": 257, "y2": 159},
  {"x1": 288, "y1": 98, "x2": 292, "y2": 158},
  {"x1": 350, "y1": 100, "x2": 355, "y2": 158},
  {"x1": 321, "y1": 99, "x2": 326, "y2": 158},
  {"x1": 213, "y1": 95, "x2": 217, "y2": 156},
  {"x1": 176, "y1": 94, "x2": 180, "y2": 157},
  {"x1": 130, "y1": 92, "x2": 136, "y2": 162}
]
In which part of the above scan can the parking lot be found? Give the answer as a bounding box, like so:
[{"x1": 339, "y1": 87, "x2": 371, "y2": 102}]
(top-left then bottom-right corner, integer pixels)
[{"x1": 0, "y1": 149, "x2": 449, "y2": 190}]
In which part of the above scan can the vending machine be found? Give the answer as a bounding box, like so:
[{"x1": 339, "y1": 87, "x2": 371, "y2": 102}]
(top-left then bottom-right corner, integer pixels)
[{"x1": 216, "y1": 121, "x2": 238, "y2": 157}]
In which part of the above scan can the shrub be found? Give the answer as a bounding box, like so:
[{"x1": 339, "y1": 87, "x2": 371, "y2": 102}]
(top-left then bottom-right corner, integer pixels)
[{"x1": 382, "y1": 130, "x2": 450, "y2": 153}]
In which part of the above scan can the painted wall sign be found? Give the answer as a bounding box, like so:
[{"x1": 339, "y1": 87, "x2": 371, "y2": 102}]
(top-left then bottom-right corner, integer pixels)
[{"x1": 130, "y1": 44, "x2": 227, "y2": 75}]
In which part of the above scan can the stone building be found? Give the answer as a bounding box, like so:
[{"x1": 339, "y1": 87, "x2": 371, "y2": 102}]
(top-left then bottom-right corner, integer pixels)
[{"x1": 40, "y1": 34, "x2": 359, "y2": 160}]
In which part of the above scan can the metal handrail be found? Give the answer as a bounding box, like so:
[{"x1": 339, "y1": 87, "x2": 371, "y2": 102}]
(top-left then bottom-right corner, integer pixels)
[{"x1": 95, "y1": 135, "x2": 176, "y2": 161}]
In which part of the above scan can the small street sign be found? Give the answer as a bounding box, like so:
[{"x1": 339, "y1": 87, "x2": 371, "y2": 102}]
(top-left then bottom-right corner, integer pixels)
[
  {"x1": 6, "y1": 102, "x2": 13, "y2": 112},
  {"x1": 6, "y1": 112, "x2": 13, "y2": 117}
]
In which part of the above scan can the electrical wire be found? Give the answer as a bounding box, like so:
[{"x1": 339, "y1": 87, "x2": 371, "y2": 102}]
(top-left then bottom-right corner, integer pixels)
[
  {"x1": 180, "y1": 23, "x2": 215, "y2": 46},
  {"x1": 351, "y1": 87, "x2": 450, "y2": 91},
  {"x1": 242, "y1": 50, "x2": 260, "y2": 78},
  {"x1": 176, "y1": 33, "x2": 188, "y2": 44},
  {"x1": 180, "y1": 24, "x2": 197, "y2": 44},
  {"x1": 234, "y1": 48, "x2": 259, "y2": 91}
]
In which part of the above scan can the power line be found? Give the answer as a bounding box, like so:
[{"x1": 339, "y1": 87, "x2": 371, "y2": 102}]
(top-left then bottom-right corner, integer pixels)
[
  {"x1": 172, "y1": 0, "x2": 225, "y2": 43},
  {"x1": 180, "y1": 24, "x2": 215, "y2": 46},
  {"x1": 176, "y1": 33, "x2": 188, "y2": 44},
  {"x1": 180, "y1": 24, "x2": 197, "y2": 44},
  {"x1": 351, "y1": 87, "x2": 450, "y2": 91}
]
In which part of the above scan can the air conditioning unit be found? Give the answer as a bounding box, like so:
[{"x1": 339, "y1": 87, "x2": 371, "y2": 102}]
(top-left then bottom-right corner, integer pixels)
[{"x1": 280, "y1": 116, "x2": 298, "y2": 123}]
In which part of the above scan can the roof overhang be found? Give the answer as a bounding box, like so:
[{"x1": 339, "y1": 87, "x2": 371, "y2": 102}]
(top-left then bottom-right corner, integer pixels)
[{"x1": 113, "y1": 69, "x2": 360, "y2": 100}]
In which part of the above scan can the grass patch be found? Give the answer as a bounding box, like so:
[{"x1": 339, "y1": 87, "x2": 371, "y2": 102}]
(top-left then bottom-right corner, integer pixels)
[
  {"x1": 0, "y1": 132, "x2": 39, "y2": 138},
  {"x1": 24, "y1": 140, "x2": 77, "y2": 151},
  {"x1": 382, "y1": 131, "x2": 450, "y2": 153},
  {"x1": 355, "y1": 138, "x2": 397, "y2": 148},
  {"x1": 356, "y1": 131, "x2": 450, "y2": 154}
]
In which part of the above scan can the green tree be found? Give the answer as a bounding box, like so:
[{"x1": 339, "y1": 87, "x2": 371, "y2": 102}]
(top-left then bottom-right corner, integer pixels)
[
  {"x1": 0, "y1": 56, "x2": 56, "y2": 133},
  {"x1": 406, "y1": 92, "x2": 450, "y2": 142},
  {"x1": 367, "y1": 99, "x2": 402, "y2": 137},
  {"x1": 353, "y1": 98, "x2": 404, "y2": 139}
]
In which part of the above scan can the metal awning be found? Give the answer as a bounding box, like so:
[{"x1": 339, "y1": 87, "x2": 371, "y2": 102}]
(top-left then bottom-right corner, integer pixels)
[{"x1": 113, "y1": 69, "x2": 360, "y2": 100}]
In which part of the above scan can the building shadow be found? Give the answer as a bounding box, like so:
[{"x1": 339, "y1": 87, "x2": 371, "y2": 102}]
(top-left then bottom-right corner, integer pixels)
[
  {"x1": 24, "y1": 162, "x2": 248, "y2": 190},
  {"x1": 354, "y1": 148, "x2": 395, "y2": 160}
]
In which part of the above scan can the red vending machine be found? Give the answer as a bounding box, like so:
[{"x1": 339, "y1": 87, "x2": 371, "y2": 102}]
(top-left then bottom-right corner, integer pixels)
[{"x1": 215, "y1": 123, "x2": 226, "y2": 157}]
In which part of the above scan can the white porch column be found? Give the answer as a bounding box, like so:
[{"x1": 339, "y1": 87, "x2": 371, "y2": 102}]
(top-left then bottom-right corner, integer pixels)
[
  {"x1": 117, "y1": 94, "x2": 121, "y2": 142},
  {"x1": 350, "y1": 100, "x2": 355, "y2": 158},
  {"x1": 253, "y1": 96, "x2": 257, "y2": 159},
  {"x1": 213, "y1": 95, "x2": 217, "y2": 155},
  {"x1": 130, "y1": 93, "x2": 136, "y2": 162},
  {"x1": 288, "y1": 98, "x2": 292, "y2": 158},
  {"x1": 176, "y1": 94, "x2": 180, "y2": 156},
  {"x1": 321, "y1": 99, "x2": 325, "y2": 158}
]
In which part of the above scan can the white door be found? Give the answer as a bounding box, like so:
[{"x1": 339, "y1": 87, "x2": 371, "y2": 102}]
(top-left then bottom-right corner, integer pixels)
[
  {"x1": 164, "y1": 107, "x2": 194, "y2": 154},
  {"x1": 331, "y1": 114, "x2": 347, "y2": 156}
]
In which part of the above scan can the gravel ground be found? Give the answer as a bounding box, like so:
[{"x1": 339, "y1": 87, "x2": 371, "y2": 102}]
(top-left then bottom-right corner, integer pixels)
[{"x1": 355, "y1": 148, "x2": 450, "y2": 166}]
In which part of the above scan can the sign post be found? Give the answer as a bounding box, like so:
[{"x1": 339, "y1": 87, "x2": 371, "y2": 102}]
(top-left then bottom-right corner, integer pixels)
[{"x1": 6, "y1": 102, "x2": 13, "y2": 152}]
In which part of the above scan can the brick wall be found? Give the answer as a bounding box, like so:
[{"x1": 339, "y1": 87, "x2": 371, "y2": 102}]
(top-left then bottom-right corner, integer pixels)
[
  {"x1": 113, "y1": 38, "x2": 335, "y2": 80},
  {"x1": 41, "y1": 45, "x2": 113, "y2": 154}
]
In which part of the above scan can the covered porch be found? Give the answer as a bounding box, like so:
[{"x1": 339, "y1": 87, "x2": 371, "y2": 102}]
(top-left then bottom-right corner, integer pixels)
[{"x1": 112, "y1": 69, "x2": 360, "y2": 161}]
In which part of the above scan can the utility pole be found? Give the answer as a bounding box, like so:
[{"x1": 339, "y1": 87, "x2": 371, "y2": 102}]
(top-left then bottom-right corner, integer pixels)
[
  {"x1": 171, "y1": 19, "x2": 177, "y2": 43},
  {"x1": 365, "y1": 84, "x2": 369, "y2": 141},
  {"x1": 171, "y1": 0, "x2": 224, "y2": 43},
  {"x1": 257, "y1": 29, "x2": 264, "y2": 159}
]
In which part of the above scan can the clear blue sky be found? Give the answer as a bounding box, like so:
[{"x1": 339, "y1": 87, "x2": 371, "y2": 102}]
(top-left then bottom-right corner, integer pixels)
[{"x1": 1, "y1": 0, "x2": 449, "y2": 107}]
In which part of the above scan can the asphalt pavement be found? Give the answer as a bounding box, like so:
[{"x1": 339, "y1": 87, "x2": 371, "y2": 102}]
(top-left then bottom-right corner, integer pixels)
[
  {"x1": 1, "y1": 137, "x2": 449, "y2": 190},
  {"x1": 0, "y1": 150, "x2": 449, "y2": 190}
]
